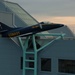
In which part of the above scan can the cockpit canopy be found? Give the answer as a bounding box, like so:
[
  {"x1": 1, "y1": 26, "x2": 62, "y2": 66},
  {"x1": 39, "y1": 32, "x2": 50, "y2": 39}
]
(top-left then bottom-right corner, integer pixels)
[
  {"x1": 39, "y1": 21, "x2": 52, "y2": 29},
  {"x1": 40, "y1": 21, "x2": 53, "y2": 25}
]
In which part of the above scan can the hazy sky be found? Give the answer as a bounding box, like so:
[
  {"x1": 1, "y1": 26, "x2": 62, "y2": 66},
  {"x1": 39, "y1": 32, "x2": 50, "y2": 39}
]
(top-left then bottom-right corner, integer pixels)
[{"x1": 7, "y1": 0, "x2": 75, "y2": 25}]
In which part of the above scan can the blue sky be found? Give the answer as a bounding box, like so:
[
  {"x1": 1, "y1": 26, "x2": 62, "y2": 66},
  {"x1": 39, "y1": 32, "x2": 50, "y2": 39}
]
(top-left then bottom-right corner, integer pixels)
[{"x1": 7, "y1": 0, "x2": 75, "y2": 25}]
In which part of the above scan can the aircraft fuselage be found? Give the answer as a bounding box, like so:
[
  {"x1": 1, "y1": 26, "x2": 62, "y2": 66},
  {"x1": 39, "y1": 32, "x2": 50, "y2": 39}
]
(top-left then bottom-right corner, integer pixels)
[{"x1": 1, "y1": 23, "x2": 64, "y2": 37}]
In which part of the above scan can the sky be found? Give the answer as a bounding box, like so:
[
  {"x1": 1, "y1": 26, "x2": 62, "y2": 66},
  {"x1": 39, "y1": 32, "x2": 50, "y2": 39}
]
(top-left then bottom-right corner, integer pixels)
[{"x1": 6, "y1": 0, "x2": 75, "y2": 27}]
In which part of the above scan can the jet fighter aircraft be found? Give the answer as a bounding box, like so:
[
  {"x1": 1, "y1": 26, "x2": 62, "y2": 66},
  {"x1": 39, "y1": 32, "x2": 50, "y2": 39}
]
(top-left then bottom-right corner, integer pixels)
[{"x1": 0, "y1": 22, "x2": 64, "y2": 37}]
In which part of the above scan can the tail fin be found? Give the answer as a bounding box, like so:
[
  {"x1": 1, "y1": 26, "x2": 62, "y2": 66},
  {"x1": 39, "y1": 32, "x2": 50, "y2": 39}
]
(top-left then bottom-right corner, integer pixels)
[{"x1": 0, "y1": 22, "x2": 13, "y2": 33}]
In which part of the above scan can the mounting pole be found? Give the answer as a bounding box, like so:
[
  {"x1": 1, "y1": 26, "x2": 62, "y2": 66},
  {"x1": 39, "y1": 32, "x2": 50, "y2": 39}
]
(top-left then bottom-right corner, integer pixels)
[{"x1": 18, "y1": 33, "x2": 65, "y2": 75}]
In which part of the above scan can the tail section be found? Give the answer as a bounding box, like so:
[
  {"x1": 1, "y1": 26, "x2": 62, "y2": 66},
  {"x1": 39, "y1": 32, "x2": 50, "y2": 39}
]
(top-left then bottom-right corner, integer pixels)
[{"x1": 0, "y1": 22, "x2": 13, "y2": 33}]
